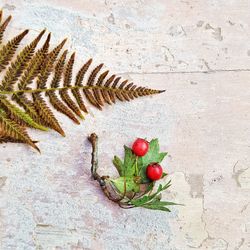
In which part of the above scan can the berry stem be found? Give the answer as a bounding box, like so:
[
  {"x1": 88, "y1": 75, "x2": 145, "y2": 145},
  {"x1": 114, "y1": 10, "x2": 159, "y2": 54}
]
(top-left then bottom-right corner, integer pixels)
[{"x1": 135, "y1": 156, "x2": 138, "y2": 176}]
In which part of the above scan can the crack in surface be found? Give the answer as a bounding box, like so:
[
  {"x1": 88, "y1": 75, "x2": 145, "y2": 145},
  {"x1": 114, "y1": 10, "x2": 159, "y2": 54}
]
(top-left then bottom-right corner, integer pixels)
[{"x1": 118, "y1": 68, "x2": 250, "y2": 75}]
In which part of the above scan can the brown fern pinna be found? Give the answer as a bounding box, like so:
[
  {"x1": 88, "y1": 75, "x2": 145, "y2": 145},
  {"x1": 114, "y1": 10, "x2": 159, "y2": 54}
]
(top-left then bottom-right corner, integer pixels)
[{"x1": 0, "y1": 10, "x2": 165, "y2": 152}]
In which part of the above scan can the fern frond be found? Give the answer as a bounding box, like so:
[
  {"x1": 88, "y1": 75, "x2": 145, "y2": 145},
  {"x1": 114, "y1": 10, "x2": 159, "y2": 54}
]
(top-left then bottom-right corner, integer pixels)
[
  {"x1": 36, "y1": 38, "x2": 66, "y2": 89},
  {"x1": 32, "y1": 38, "x2": 67, "y2": 134},
  {"x1": 104, "y1": 74, "x2": 116, "y2": 104},
  {"x1": 0, "y1": 29, "x2": 28, "y2": 73},
  {"x1": 0, "y1": 135, "x2": 38, "y2": 144},
  {"x1": 60, "y1": 52, "x2": 83, "y2": 119},
  {"x1": 33, "y1": 93, "x2": 65, "y2": 136},
  {"x1": 83, "y1": 64, "x2": 104, "y2": 110},
  {"x1": 118, "y1": 80, "x2": 130, "y2": 101},
  {"x1": 72, "y1": 58, "x2": 92, "y2": 113},
  {"x1": 47, "y1": 50, "x2": 79, "y2": 124},
  {"x1": 11, "y1": 33, "x2": 51, "y2": 124},
  {"x1": 0, "y1": 12, "x2": 165, "y2": 151},
  {"x1": 50, "y1": 49, "x2": 67, "y2": 89},
  {"x1": 0, "y1": 96, "x2": 48, "y2": 131},
  {"x1": 0, "y1": 14, "x2": 11, "y2": 44},
  {"x1": 124, "y1": 82, "x2": 135, "y2": 99},
  {"x1": 12, "y1": 94, "x2": 41, "y2": 123},
  {"x1": 17, "y1": 33, "x2": 50, "y2": 91},
  {"x1": 0, "y1": 109, "x2": 39, "y2": 151},
  {"x1": 0, "y1": 29, "x2": 46, "y2": 91},
  {"x1": 93, "y1": 70, "x2": 109, "y2": 106}
]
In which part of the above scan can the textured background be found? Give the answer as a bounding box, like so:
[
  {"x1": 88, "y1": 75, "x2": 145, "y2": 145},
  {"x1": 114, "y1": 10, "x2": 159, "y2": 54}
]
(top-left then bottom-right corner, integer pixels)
[{"x1": 0, "y1": 0, "x2": 250, "y2": 249}]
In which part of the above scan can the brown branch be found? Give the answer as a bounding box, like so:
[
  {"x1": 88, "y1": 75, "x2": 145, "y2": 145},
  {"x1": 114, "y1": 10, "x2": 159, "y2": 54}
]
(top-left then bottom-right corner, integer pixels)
[{"x1": 88, "y1": 132, "x2": 135, "y2": 208}]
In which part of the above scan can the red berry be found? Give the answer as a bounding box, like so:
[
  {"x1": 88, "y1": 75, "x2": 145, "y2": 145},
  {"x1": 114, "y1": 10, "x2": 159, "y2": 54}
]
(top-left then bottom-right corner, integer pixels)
[
  {"x1": 146, "y1": 163, "x2": 163, "y2": 181},
  {"x1": 132, "y1": 138, "x2": 149, "y2": 156}
]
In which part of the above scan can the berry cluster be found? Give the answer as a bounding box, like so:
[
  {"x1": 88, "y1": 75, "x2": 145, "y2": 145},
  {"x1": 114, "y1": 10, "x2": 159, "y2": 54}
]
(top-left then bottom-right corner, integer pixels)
[
  {"x1": 88, "y1": 133, "x2": 178, "y2": 212},
  {"x1": 132, "y1": 138, "x2": 163, "y2": 181}
]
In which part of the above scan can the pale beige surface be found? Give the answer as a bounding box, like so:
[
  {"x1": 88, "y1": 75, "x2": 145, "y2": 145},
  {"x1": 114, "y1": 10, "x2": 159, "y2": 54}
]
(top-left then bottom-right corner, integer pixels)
[{"x1": 0, "y1": 0, "x2": 250, "y2": 249}]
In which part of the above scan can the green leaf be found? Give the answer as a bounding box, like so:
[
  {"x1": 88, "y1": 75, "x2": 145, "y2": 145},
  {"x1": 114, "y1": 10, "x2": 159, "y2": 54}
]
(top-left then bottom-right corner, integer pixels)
[
  {"x1": 112, "y1": 155, "x2": 124, "y2": 176},
  {"x1": 138, "y1": 139, "x2": 168, "y2": 183},
  {"x1": 130, "y1": 180, "x2": 180, "y2": 212},
  {"x1": 112, "y1": 146, "x2": 137, "y2": 177},
  {"x1": 123, "y1": 146, "x2": 136, "y2": 176},
  {"x1": 111, "y1": 177, "x2": 140, "y2": 194},
  {"x1": 141, "y1": 204, "x2": 171, "y2": 212},
  {"x1": 131, "y1": 180, "x2": 172, "y2": 207},
  {"x1": 162, "y1": 172, "x2": 168, "y2": 178},
  {"x1": 149, "y1": 200, "x2": 180, "y2": 206},
  {"x1": 162, "y1": 180, "x2": 172, "y2": 190}
]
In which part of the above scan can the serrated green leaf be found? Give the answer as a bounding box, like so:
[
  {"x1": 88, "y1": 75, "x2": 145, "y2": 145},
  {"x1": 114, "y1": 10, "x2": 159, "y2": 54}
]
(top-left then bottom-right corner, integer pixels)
[
  {"x1": 112, "y1": 155, "x2": 124, "y2": 176},
  {"x1": 123, "y1": 146, "x2": 136, "y2": 176},
  {"x1": 137, "y1": 139, "x2": 168, "y2": 183},
  {"x1": 131, "y1": 195, "x2": 150, "y2": 206},
  {"x1": 111, "y1": 176, "x2": 140, "y2": 194},
  {"x1": 112, "y1": 146, "x2": 137, "y2": 177}
]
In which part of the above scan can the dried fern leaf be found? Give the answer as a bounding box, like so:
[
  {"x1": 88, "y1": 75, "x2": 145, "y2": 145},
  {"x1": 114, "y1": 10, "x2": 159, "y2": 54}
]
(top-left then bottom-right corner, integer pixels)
[
  {"x1": 12, "y1": 33, "x2": 51, "y2": 125},
  {"x1": 125, "y1": 82, "x2": 135, "y2": 99},
  {"x1": 103, "y1": 74, "x2": 116, "y2": 104},
  {"x1": 36, "y1": 38, "x2": 66, "y2": 89},
  {"x1": 93, "y1": 70, "x2": 109, "y2": 106},
  {"x1": 72, "y1": 58, "x2": 92, "y2": 113},
  {"x1": 48, "y1": 91, "x2": 80, "y2": 125},
  {"x1": 32, "y1": 39, "x2": 67, "y2": 135},
  {"x1": 0, "y1": 96, "x2": 48, "y2": 131},
  {"x1": 0, "y1": 14, "x2": 11, "y2": 45},
  {"x1": 50, "y1": 49, "x2": 67, "y2": 89},
  {"x1": 119, "y1": 80, "x2": 130, "y2": 101},
  {"x1": 0, "y1": 13, "x2": 165, "y2": 151},
  {"x1": 104, "y1": 75, "x2": 118, "y2": 104},
  {"x1": 0, "y1": 29, "x2": 46, "y2": 91},
  {"x1": 83, "y1": 64, "x2": 104, "y2": 110},
  {"x1": 17, "y1": 33, "x2": 50, "y2": 91},
  {"x1": 12, "y1": 94, "x2": 41, "y2": 124},
  {"x1": 47, "y1": 50, "x2": 79, "y2": 124},
  {"x1": 0, "y1": 109, "x2": 39, "y2": 151},
  {"x1": 33, "y1": 92, "x2": 65, "y2": 136},
  {"x1": 60, "y1": 52, "x2": 83, "y2": 119},
  {"x1": 0, "y1": 29, "x2": 28, "y2": 73},
  {"x1": 0, "y1": 135, "x2": 38, "y2": 144}
]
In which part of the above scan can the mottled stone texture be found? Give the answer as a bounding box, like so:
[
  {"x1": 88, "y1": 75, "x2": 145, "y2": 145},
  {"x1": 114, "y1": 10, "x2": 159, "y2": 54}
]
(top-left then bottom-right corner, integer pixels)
[{"x1": 0, "y1": 0, "x2": 250, "y2": 249}]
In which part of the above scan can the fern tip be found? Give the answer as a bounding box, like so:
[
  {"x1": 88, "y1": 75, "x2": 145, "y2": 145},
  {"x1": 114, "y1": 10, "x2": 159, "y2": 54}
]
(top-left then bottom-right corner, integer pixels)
[
  {"x1": 39, "y1": 29, "x2": 46, "y2": 36},
  {"x1": 79, "y1": 114, "x2": 85, "y2": 120},
  {"x1": 158, "y1": 89, "x2": 166, "y2": 93},
  {"x1": 31, "y1": 142, "x2": 41, "y2": 153},
  {"x1": 61, "y1": 38, "x2": 67, "y2": 45},
  {"x1": 23, "y1": 29, "x2": 29, "y2": 35},
  {"x1": 60, "y1": 130, "x2": 66, "y2": 137},
  {"x1": 6, "y1": 15, "x2": 12, "y2": 21}
]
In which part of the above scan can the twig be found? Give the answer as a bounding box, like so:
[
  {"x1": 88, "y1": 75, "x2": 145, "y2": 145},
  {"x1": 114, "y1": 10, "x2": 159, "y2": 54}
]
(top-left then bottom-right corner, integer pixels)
[
  {"x1": 88, "y1": 132, "x2": 134, "y2": 208},
  {"x1": 88, "y1": 133, "x2": 105, "y2": 186}
]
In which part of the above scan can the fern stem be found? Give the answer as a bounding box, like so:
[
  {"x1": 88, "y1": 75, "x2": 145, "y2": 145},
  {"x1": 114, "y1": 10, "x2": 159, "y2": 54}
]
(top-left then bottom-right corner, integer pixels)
[{"x1": 0, "y1": 85, "x2": 165, "y2": 95}]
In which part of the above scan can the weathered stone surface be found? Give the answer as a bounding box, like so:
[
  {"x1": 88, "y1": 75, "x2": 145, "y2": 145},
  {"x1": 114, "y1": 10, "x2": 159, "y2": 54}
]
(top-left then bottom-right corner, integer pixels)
[{"x1": 0, "y1": 0, "x2": 250, "y2": 249}]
